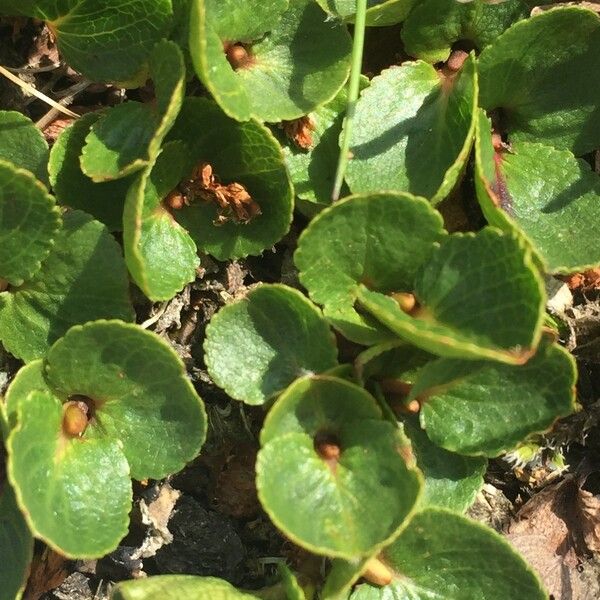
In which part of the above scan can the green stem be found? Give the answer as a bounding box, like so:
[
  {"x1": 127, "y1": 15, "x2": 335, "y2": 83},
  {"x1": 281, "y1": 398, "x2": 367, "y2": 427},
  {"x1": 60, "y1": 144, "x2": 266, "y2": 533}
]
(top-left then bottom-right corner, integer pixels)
[{"x1": 332, "y1": 0, "x2": 367, "y2": 201}]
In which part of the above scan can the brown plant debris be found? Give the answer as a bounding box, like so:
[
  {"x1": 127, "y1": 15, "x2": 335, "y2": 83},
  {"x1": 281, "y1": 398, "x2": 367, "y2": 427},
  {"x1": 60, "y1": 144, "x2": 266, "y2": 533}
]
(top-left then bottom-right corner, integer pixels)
[
  {"x1": 24, "y1": 547, "x2": 68, "y2": 600},
  {"x1": 562, "y1": 268, "x2": 600, "y2": 291},
  {"x1": 166, "y1": 163, "x2": 261, "y2": 226},
  {"x1": 505, "y1": 475, "x2": 600, "y2": 600},
  {"x1": 281, "y1": 116, "x2": 315, "y2": 150}
]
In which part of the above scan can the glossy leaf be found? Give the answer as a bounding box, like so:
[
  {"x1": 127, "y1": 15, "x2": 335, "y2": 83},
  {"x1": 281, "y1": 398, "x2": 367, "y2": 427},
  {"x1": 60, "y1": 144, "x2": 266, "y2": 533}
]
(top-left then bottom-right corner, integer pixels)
[
  {"x1": 81, "y1": 40, "x2": 185, "y2": 181},
  {"x1": 7, "y1": 390, "x2": 132, "y2": 558},
  {"x1": 403, "y1": 419, "x2": 486, "y2": 512},
  {"x1": 350, "y1": 508, "x2": 546, "y2": 600},
  {"x1": 0, "y1": 110, "x2": 49, "y2": 183},
  {"x1": 25, "y1": 0, "x2": 173, "y2": 83},
  {"x1": 49, "y1": 113, "x2": 133, "y2": 231},
  {"x1": 402, "y1": 0, "x2": 527, "y2": 63},
  {"x1": 190, "y1": 0, "x2": 352, "y2": 121},
  {"x1": 123, "y1": 142, "x2": 199, "y2": 301},
  {"x1": 165, "y1": 97, "x2": 294, "y2": 260},
  {"x1": 411, "y1": 342, "x2": 577, "y2": 456},
  {"x1": 475, "y1": 111, "x2": 600, "y2": 273},
  {"x1": 294, "y1": 192, "x2": 446, "y2": 344},
  {"x1": 346, "y1": 55, "x2": 477, "y2": 204},
  {"x1": 478, "y1": 7, "x2": 600, "y2": 155},
  {"x1": 0, "y1": 484, "x2": 33, "y2": 600},
  {"x1": 112, "y1": 575, "x2": 260, "y2": 599},
  {"x1": 205, "y1": 286, "x2": 338, "y2": 406},
  {"x1": 257, "y1": 376, "x2": 421, "y2": 558},
  {"x1": 357, "y1": 228, "x2": 545, "y2": 364},
  {"x1": 316, "y1": 0, "x2": 417, "y2": 26},
  {"x1": 45, "y1": 320, "x2": 207, "y2": 480},
  {"x1": 0, "y1": 160, "x2": 60, "y2": 286},
  {"x1": 0, "y1": 210, "x2": 134, "y2": 362}
]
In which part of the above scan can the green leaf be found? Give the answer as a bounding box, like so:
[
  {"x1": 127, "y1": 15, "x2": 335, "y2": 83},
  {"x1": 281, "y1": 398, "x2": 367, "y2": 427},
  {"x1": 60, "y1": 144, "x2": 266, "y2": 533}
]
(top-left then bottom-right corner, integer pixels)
[
  {"x1": 7, "y1": 390, "x2": 132, "y2": 558},
  {"x1": 257, "y1": 376, "x2": 421, "y2": 559},
  {"x1": 44, "y1": 320, "x2": 207, "y2": 480},
  {"x1": 165, "y1": 97, "x2": 294, "y2": 260},
  {"x1": 260, "y1": 375, "x2": 382, "y2": 445},
  {"x1": 478, "y1": 7, "x2": 600, "y2": 155},
  {"x1": 295, "y1": 192, "x2": 446, "y2": 344},
  {"x1": 346, "y1": 54, "x2": 477, "y2": 204},
  {"x1": 357, "y1": 228, "x2": 545, "y2": 364},
  {"x1": 0, "y1": 484, "x2": 34, "y2": 600},
  {"x1": 403, "y1": 419, "x2": 486, "y2": 512},
  {"x1": 474, "y1": 112, "x2": 600, "y2": 273},
  {"x1": 0, "y1": 160, "x2": 61, "y2": 286},
  {"x1": 44, "y1": 0, "x2": 173, "y2": 83},
  {"x1": 123, "y1": 142, "x2": 199, "y2": 301},
  {"x1": 80, "y1": 40, "x2": 185, "y2": 182},
  {"x1": 350, "y1": 508, "x2": 546, "y2": 600},
  {"x1": 0, "y1": 210, "x2": 134, "y2": 362},
  {"x1": 322, "y1": 557, "x2": 371, "y2": 600},
  {"x1": 49, "y1": 112, "x2": 134, "y2": 231},
  {"x1": 0, "y1": 110, "x2": 49, "y2": 184},
  {"x1": 190, "y1": 0, "x2": 352, "y2": 121},
  {"x1": 112, "y1": 575, "x2": 260, "y2": 599},
  {"x1": 401, "y1": 0, "x2": 527, "y2": 63},
  {"x1": 272, "y1": 77, "x2": 369, "y2": 212},
  {"x1": 316, "y1": 0, "x2": 417, "y2": 26},
  {"x1": 410, "y1": 342, "x2": 576, "y2": 456},
  {"x1": 205, "y1": 286, "x2": 338, "y2": 406},
  {"x1": 4, "y1": 360, "x2": 50, "y2": 431}
]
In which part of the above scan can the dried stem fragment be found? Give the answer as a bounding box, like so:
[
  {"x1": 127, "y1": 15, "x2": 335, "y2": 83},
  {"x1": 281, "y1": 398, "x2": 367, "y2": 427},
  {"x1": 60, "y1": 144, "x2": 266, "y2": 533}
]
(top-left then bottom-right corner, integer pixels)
[
  {"x1": 281, "y1": 116, "x2": 316, "y2": 150},
  {"x1": 174, "y1": 162, "x2": 261, "y2": 225}
]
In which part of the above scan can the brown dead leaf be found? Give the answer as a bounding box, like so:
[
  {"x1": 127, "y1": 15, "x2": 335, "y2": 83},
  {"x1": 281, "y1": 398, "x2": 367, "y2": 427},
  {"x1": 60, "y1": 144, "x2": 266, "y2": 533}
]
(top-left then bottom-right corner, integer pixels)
[
  {"x1": 23, "y1": 547, "x2": 68, "y2": 600},
  {"x1": 175, "y1": 163, "x2": 262, "y2": 225},
  {"x1": 281, "y1": 116, "x2": 315, "y2": 150},
  {"x1": 505, "y1": 475, "x2": 600, "y2": 600},
  {"x1": 579, "y1": 487, "x2": 600, "y2": 553},
  {"x1": 562, "y1": 269, "x2": 600, "y2": 291}
]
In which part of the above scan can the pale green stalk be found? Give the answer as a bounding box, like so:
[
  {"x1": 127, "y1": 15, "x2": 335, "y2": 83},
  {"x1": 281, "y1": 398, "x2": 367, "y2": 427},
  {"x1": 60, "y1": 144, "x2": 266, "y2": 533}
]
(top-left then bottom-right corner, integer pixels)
[{"x1": 332, "y1": 0, "x2": 367, "y2": 201}]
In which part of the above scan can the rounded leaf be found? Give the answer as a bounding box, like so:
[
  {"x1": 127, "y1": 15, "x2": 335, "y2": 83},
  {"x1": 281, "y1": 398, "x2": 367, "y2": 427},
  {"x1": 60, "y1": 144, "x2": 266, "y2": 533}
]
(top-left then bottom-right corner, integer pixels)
[
  {"x1": 81, "y1": 41, "x2": 185, "y2": 182},
  {"x1": 294, "y1": 192, "x2": 446, "y2": 344},
  {"x1": 112, "y1": 575, "x2": 260, "y2": 599},
  {"x1": 346, "y1": 55, "x2": 477, "y2": 204},
  {"x1": 0, "y1": 110, "x2": 49, "y2": 183},
  {"x1": 260, "y1": 375, "x2": 382, "y2": 445},
  {"x1": 166, "y1": 97, "x2": 294, "y2": 260},
  {"x1": 0, "y1": 210, "x2": 134, "y2": 362},
  {"x1": 412, "y1": 342, "x2": 577, "y2": 456},
  {"x1": 357, "y1": 228, "x2": 545, "y2": 364},
  {"x1": 350, "y1": 508, "x2": 546, "y2": 600},
  {"x1": 316, "y1": 0, "x2": 417, "y2": 26},
  {"x1": 45, "y1": 320, "x2": 207, "y2": 480},
  {"x1": 475, "y1": 113, "x2": 600, "y2": 273},
  {"x1": 0, "y1": 160, "x2": 60, "y2": 285},
  {"x1": 48, "y1": 0, "x2": 173, "y2": 83},
  {"x1": 49, "y1": 112, "x2": 133, "y2": 231},
  {"x1": 401, "y1": 0, "x2": 527, "y2": 63},
  {"x1": 478, "y1": 7, "x2": 600, "y2": 155},
  {"x1": 257, "y1": 422, "x2": 421, "y2": 559},
  {"x1": 403, "y1": 419, "x2": 486, "y2": 512},
  {"x1": 123, "y1": 142, "x2": 199, "y2": 301},
  {"x1": 0, "y1": 484, "x2": 33, "y2": 600},
  {"x1": 205, "y1": 286, "x2": 338, "y2": 406},
  {"x1": 7, "y1": 390, "x2": 132, "y2": 558},
  {"x1": 190, "y1": 0, "x2": 352, "y2": 121}
]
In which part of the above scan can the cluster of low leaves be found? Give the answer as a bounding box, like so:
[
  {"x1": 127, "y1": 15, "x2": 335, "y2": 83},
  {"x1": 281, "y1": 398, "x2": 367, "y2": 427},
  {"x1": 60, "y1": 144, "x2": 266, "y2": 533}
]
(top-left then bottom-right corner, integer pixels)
[{"x1": 0, "y1": 0, "x2": 598, "y2": 598}]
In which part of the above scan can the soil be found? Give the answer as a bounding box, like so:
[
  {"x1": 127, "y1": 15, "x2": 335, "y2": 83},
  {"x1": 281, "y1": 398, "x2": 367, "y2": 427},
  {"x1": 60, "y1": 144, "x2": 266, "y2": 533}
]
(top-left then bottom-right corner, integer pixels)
[{"x1": 0, "y1": 16, "x2": 599, "y2": 600}]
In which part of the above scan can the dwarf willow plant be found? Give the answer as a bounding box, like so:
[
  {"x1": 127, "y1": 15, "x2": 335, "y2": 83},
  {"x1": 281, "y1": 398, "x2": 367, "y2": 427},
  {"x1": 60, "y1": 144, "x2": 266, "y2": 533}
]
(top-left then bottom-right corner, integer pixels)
[{"x1": 0, "y1": 0, "x2": 598, "y2": 598}]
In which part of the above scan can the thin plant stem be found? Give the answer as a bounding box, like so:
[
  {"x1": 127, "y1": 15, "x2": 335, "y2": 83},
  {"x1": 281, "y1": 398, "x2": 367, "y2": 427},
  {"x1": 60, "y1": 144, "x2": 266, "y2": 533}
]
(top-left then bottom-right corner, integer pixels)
[
  {"x1": 0, "y1": 64, "x2": 78, "y2": 119},
  {"x1": 332, "y1": 0, "x2": 367, "y2": 201}
]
